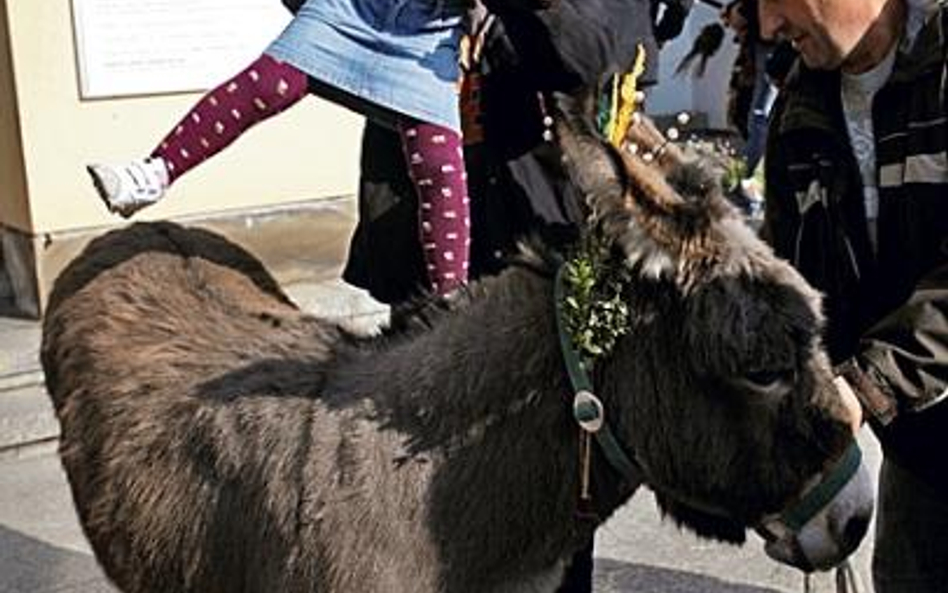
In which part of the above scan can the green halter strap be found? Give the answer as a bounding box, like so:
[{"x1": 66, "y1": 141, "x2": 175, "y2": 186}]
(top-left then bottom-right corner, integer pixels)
[
  {"x1": 555, "y1": 261, "x2": 863, "y2": 535},
  {"x1": 554, "y1": 264, "x2": 642, "y2": 483}
]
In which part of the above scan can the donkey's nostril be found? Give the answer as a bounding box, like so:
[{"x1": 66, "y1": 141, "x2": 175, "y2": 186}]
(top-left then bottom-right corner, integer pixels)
[{"x1": 842, "y1": 514, "x2": 871, "y2": 547}]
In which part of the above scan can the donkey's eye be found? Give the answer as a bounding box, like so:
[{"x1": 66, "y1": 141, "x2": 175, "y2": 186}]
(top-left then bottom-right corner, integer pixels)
[
  {"x1": 740, "y1": 369, "x2": 796, "y2": 392},
  {"x1": 720, "y1": 369, "x2": 796, "y2": 400}
]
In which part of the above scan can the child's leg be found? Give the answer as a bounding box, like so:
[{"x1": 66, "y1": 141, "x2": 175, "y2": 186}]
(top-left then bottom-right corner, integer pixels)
[
  {"x1": 153, "y1": 54, "x2": 308, "y2": 183},
  {"x1": 89, "y1": 54, "x2": 309, "y2": 217},
  {"x1": 397, "y1": 119, "x2": 471, "y2": 295}
]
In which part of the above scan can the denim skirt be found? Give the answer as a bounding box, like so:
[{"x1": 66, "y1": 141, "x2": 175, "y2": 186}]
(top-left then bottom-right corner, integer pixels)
[{"x1": 267, "y1": 0, "x2": 466, "y2": 131}]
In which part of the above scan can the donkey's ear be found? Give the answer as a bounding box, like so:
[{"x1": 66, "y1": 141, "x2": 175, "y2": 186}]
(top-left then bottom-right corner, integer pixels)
[
  {"x1": 554, "y1": 90, "x2": 736, "y2": 280},
  {"x1": 553, "y1": 90, "x2": 628, "y2": 223}
]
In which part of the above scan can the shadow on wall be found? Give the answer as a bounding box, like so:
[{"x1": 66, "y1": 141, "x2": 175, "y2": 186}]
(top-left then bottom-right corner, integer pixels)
[{"x1": 0, "y1": 525, "x2": 115, "y2": 592}]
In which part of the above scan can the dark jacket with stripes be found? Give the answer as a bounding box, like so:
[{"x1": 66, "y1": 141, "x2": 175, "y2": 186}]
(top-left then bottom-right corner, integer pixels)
[{"x1": 762, "y1": 4, "x2": 948, "y2": 492}]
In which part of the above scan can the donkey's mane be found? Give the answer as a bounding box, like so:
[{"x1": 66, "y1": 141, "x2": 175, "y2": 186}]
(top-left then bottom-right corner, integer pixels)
[{"x1": 378, "y1": 239, "x2": 561, "y2": 343}]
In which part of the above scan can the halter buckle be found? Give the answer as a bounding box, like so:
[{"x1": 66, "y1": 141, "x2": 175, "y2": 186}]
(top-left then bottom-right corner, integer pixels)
[{"x1": 573, "y1": 390, "x2": 605, "y2": 433}]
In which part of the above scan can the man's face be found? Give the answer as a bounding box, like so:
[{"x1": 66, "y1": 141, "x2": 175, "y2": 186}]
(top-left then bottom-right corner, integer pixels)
[{"x1": 758, "y1": 0, "x2": 881, "y2": 70}]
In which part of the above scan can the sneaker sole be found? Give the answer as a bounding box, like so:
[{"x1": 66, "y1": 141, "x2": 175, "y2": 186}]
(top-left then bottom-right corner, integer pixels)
[{"x1": 86, "y1": 165, "x2": 133, "y2": 219}]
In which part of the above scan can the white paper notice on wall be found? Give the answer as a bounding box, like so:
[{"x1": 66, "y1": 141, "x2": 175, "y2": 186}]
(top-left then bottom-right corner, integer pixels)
[{"x1": 72, "y1": 0, "x2": 292, "y2": 99}]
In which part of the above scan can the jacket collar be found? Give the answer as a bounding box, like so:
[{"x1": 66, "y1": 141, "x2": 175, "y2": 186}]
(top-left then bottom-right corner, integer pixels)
[
  {"x1": 773, "y1": 66, "x2": 844, "y2": 138},
  {"x1": 775, "y1": 2, "x2": 946, "y2": 136},
  {"x1": 889, "y1": 0, "x2": 947, "y2": 82}
]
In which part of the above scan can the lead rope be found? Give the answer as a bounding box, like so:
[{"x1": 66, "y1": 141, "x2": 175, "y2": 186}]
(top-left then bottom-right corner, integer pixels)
[
  {"x1": 802, "y1": 560, "x2": 861, "y2": 593},
  {"x1": 835, "y1": 559, "x2": 861, "y2": 593},
  {"x1": 578, "y1": 428, "x2": 593, "y2": 502}
]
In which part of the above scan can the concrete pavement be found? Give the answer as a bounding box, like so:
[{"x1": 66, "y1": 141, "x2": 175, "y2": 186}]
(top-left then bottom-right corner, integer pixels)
[
  {"x1": 0, "y1": 431, "x2": 882, "y2": 593},
  {"x1": 0, "y1": 275, "x2": 882, "y2": 592}
]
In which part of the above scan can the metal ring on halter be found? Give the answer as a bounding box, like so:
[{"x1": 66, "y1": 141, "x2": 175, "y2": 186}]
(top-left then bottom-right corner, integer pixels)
[{"x1": 573, "y1": 390, "x2": 605, "y2": 433}]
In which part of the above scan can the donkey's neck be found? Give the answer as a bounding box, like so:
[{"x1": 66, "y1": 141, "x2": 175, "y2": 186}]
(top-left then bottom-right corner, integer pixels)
[
  {"x1": 384, "y1": 269, "x2": 569, "y2": 444},
  {"x1": 340, "y1": 266, "x2": 644, "y2": 589}
]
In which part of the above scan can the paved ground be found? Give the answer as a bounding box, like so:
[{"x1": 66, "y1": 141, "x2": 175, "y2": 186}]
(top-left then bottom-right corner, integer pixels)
[
  {"x1": 0, "y1": 432, "x2": 881, "y2": 593},
  {"x1": 0, "y1": 278, "x2": 883, "y2": 592}
]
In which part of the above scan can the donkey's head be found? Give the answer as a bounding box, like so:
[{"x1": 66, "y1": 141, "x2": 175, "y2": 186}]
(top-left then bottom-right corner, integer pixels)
[{"x1": 554, "y1": 95, "x2": 873, "y2": 572}]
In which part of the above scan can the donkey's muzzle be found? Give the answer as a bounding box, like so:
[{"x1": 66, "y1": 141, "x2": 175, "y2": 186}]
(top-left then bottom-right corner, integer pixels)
[{"x1": 758, "y1": 443, "x2": 874, "y2": 572}]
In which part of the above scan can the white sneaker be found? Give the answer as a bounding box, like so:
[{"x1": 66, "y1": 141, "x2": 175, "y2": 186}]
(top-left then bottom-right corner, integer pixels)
[{"x1": 87, "y1": 157, "x2": 169, "y2": 218}]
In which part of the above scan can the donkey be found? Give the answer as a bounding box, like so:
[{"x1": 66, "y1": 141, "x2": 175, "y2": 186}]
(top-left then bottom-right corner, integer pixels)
[{"x1": 41, "y1": 106, "x2": 873, "y2": 593}]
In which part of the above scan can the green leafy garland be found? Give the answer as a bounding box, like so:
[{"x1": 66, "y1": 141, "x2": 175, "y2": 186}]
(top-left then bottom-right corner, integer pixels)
[
  {"x1": 565, "y1": 64, "x2": 641, "y2": 368},
  {"x1": 560, "y1": 235, "x2": 632, "y2": 367}
]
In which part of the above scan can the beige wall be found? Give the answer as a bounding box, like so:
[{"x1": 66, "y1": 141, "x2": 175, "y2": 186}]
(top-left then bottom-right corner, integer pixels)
[
  {"x1": 1, "y1": 0, "x2": 363, "y2": 236},
  {"x1": 0, "y1": 0, "x2": 29, "y2": 232}
]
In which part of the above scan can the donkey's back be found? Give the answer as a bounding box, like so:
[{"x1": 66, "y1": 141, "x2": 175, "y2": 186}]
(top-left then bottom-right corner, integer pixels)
[{"x1": 42, "y1": 222, "x2": 446, "y2": 592}]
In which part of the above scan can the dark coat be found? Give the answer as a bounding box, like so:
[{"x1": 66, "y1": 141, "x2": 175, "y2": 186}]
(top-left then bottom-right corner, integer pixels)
[
  {"x1": 762, "y1": 6, "x2": 948, "y2": 494},
  {"x1": 343, "y1": 0, "x2": 656, "y2": 304}
]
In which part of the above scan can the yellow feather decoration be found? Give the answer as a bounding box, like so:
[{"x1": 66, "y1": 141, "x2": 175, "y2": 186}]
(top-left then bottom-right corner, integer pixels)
[{"x1": 608, "y1": 44, "x2": 647, "y2": 148}]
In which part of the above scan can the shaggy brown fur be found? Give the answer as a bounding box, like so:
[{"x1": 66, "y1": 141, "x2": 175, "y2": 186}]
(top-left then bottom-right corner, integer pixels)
[{"x1": 42, "y1": 108, "x2": 865, "y2": 593}]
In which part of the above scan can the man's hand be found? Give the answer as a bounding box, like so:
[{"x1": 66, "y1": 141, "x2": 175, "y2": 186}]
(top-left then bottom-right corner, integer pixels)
[
  {"x1": 836, "y1": 359, "x2": 948, "y2": 496},
  {"x1": 833, "y1": 375, "x2": 865, "y2": 435}
]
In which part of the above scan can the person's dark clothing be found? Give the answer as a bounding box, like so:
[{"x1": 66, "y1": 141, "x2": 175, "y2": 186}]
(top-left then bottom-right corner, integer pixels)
[
  {"x1": 282, "y1": 0, "x2": 557, "y2": 15},
  {"x1": 674, "y1": 23, "x2": 726, "y2": 78},
  {"x1": 724, "y1": 0, "x2": 777, "y2": 140},
  {"x1": 344, "y1": 0, "x2": 654, "y2": 304},
  {"x1": 652, "y1": 0, "x2": 694, "y2": 44},
  {"x1": 764, "y1": 10, "x2": 947, "y2": 591},
  {"x1": 872, "y1": 456, "x2": 948, "y2": 592},
  {"x1": 762, "y1": 6, "x2": 948, "y2": 496},
  {"x1": 345, "y1": 2, "x2": 659, "y2": 590},
  {"x1": 482, "y1": 0, "x2": 660, "y2": 88},
  {"x1": 648, "y1": 0, "x2": 695, "y2": 85},
  {"x1": 345, "y1": 115, "x2": 583, "y2": 304},
  {"x1": 764, "y1": 40, "x2": 796, "y2": 87}
]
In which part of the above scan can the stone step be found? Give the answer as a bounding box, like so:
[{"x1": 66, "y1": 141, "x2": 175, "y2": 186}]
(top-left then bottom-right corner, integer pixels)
[
  {"x1": 0, "y1": 382, "x2": 58, "y2": 459},
  {"x1": 0, "y1": 317, "x2": 42, "y2": 380},
  {"x1": 0, "y1": 305, "x2": 48, "y2": 457},
  {"x1": 0, "y1": 369, "x2": 44, "y2": 395}
]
